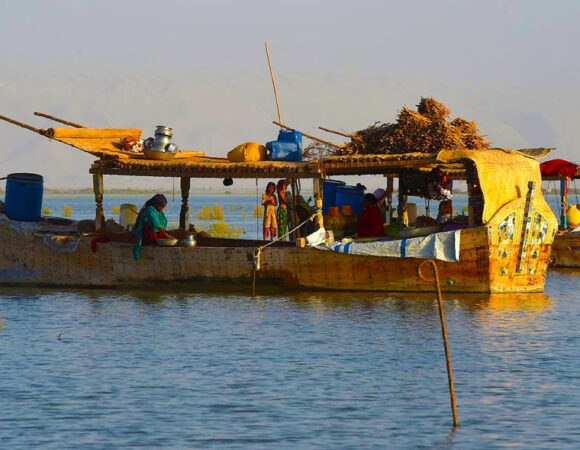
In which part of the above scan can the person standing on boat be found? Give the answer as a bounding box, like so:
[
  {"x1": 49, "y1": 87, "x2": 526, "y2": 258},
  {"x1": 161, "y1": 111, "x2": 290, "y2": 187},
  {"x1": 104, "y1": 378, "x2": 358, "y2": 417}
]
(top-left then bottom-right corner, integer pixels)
[
  {"x1": 132, "y1": 194, "x2": 174, "y2": 260},
  {"x1": 276, "y1": 179, "x2": 288, "y2": 240},
  {"x1": 262, "y1": 182, "x2": 277, "y2": 240},
  {"x1": 356, "y1": 193, "x2": 384, "y2": 238}
]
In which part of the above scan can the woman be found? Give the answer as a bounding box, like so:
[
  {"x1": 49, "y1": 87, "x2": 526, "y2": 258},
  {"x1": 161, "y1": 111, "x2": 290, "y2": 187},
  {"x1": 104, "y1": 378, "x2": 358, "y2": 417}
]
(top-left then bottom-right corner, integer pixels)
[
  {"x1": 262, "y1": 182, "x2": 277, "y2": 240},
  {"x1": 356, "y1": 193, "x2": 384, "y2": 238},
  {"x1": 276, "y1": 179, "x2": 288, "y2": 239},
  {"x1": 132, "y1": 194, "x2": 173, "y2": 260}
]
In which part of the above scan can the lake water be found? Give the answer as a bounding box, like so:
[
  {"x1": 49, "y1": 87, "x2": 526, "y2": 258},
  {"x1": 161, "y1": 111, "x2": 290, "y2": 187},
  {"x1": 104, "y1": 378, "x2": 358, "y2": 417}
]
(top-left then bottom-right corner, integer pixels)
[{"x1": 0, "y1": 195, "x2": 579, "y2": 448}]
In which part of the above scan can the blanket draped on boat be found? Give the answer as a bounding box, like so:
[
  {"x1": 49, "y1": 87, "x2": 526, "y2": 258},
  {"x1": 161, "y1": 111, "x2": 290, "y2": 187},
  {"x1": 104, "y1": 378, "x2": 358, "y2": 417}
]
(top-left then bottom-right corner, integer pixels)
[
  {"x1": 437, "y1": 149, "x2": 550, "y2": 224},
  {"x1": 326, "y1": 230, "x2": 461, "y2": 262}
]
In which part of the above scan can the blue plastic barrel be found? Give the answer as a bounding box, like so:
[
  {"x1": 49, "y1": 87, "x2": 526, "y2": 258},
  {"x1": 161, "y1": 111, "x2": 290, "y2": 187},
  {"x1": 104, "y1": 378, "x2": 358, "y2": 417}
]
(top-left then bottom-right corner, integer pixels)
[
  {"x1": 336, "y1": 185, "x2": 365, "y2": 218},
  {"x1": 4, "y1": 173, "x2": 44, "y2": 222},
  {"x1": 322, "y1": 179, "x2": 346, "y2": 216}
]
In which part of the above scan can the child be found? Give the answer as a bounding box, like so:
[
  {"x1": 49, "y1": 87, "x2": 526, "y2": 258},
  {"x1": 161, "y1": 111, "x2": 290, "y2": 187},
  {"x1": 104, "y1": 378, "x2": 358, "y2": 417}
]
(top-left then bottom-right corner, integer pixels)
[
  {"x1": 262, "y1": 182, "x2": 277, "y2": 240},
  {"x1": 437, "y1": 200, "x2": 453, "y2": 224}
]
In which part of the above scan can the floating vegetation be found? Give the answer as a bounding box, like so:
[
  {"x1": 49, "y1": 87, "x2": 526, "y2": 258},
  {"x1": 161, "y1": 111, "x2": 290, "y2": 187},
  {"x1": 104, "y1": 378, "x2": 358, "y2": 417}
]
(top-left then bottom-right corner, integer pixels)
[
  {"x1": 207, "y1": 222, "x2": 243, "y2": 238},
  {"x1": 196, "y1": 205, "x2": 225, "y2": 220},
  {"x1": 253, "y1": 205, "x2": 263, "y2": 218}
]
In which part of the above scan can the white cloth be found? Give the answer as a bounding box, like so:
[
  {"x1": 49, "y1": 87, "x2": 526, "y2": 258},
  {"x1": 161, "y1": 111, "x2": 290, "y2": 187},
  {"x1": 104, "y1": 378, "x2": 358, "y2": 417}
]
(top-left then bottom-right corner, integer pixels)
[{"x1": 325, "y1": 229, "x2": 461, "y2": 262}]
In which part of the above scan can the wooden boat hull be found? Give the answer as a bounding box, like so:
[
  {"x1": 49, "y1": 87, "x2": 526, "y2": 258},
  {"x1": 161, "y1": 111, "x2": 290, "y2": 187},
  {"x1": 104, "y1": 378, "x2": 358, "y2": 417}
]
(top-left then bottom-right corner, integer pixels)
[
  {"x1": 550, "y1": 233, "x2": 580, "y2": 268},
  {"x1": 0, "y1": 222, "x2": 553, "y2": 293}
]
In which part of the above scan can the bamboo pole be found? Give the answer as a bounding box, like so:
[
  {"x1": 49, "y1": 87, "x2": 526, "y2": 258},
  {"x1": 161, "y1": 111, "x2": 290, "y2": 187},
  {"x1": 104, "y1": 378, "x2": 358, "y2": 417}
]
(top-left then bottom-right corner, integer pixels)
[
  {"x1": 273, "y1": 121, "x2": 342, "y2": 149},
  {"x1": 291, "y1": 179, "x2": 299, "y2": 240},
  {"x1": 418, "y1": 259, "x2": 459, "y2": 429},
  {"x1": 0, "y1": 113, "x2": 43, "y2": 134},
  {"x1": 265, "y1": 42, "x2": 282, "y2": 125},
  {"x1": 34, "y1": 112, "x2": 85, "y2": 128},
  {"x1": 318, "y1": 125, "x2": 354, "y2": 138}
]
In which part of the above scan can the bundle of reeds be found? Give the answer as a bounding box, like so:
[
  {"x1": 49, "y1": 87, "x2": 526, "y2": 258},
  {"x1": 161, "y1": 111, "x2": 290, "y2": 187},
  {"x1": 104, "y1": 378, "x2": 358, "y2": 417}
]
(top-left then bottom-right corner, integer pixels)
[{"x1": 314, "y1": 97, "x2": 491, "y2": 156}]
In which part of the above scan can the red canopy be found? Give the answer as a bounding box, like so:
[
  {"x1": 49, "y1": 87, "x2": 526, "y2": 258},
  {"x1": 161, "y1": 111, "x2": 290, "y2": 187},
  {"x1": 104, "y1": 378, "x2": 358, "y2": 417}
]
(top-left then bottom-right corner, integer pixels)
[{"x1": 540, "y1": 159, "x2": 578, "y2": 179}]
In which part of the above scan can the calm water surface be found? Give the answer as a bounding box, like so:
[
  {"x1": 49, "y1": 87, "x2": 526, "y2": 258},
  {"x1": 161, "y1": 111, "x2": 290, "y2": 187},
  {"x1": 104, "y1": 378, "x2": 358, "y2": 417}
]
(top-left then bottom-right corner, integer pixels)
[{"x1": 0, "y1": 195, "x2": 579, "y2": 448}]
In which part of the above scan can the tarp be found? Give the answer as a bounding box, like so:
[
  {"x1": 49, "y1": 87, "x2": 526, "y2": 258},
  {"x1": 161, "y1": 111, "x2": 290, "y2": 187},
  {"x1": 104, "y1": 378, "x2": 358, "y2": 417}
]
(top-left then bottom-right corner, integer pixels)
[
  {"x1": 437, "y1": 149, "x2": 549, "y2": 224},
  {"x1": 540, "y1": 159, "x2": 578, "y2": 179},
  {"x1": 326, "y1": 230, "x2": 461, "y2": 262}
]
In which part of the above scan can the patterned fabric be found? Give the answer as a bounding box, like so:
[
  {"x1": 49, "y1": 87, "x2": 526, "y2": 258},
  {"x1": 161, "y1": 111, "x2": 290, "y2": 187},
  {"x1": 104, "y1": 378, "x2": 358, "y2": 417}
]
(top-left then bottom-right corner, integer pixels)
[{"x1": 277, "y1": 205, "x2": 288, "y2": 238}]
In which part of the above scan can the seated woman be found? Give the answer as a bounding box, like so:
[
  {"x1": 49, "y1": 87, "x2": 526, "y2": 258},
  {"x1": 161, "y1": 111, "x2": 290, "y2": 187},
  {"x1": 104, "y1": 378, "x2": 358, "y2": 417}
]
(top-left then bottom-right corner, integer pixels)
[
  {"x1": 356, "y1": 193, "x2": 384, "y2": 238},
  {"x1": 132, "y1": 194, "x2": 174, "y2": 260}
]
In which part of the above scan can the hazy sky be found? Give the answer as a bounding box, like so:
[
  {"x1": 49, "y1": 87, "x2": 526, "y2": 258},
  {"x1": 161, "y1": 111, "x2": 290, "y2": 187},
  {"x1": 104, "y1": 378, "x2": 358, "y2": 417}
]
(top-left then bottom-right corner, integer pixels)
[{"x1": 1, "y1": 0, "x2": 579, "y2": 189}]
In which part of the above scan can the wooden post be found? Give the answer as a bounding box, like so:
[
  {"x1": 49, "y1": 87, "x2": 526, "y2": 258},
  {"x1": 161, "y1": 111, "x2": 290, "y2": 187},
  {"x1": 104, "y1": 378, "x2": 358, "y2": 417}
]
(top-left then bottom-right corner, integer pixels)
[
  {"x1": 179, "y1": 177, "x2": 191, "y2": 230},
  {"x1": 92, "y1": 172, "x2": 105, "y2": 231},
  {"x1": 418, "y1": 260, "x2": 459, "y2": 429},
  {"x1": 516, "y1": 181, "x2": 536, "y2": 273},
  {"x1": 386, "y1": 176, "x2": 394, "y2": 222},
  {"x1": 291, "y1": 179, "x2": 299, "y2": 240},
  {"x1": 560, "y1": 178, "x2": 568, "y2": 229},
  {"x1": 313, "y1": 178, "x2": 324, "y2": 230}
]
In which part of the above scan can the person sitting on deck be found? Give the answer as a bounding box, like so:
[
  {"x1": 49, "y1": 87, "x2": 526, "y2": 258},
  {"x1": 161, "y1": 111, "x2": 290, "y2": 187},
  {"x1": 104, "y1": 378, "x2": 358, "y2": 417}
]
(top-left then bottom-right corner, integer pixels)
[
  {"x1": 132, "y1": 194, "x2": 174, "y2": 260},
  {"x1": 356, "y1": 193, "x2": 384, "y2": 238},
  {"x1": 437, "y1": 200, "x2": 453, "y2": 224},
  {"x1": 262, "y1": 182, "x2": 278, "y2": 241}
]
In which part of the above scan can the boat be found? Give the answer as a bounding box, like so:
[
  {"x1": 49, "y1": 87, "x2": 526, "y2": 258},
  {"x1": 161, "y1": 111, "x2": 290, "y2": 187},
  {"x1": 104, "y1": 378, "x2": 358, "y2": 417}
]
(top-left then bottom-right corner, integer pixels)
[
  {"x1": 541, "y1": 158, "x2": 580, "y2": 268},
  {"x1": 0, "y1": 114, "x2": 558, "y2": 293}
]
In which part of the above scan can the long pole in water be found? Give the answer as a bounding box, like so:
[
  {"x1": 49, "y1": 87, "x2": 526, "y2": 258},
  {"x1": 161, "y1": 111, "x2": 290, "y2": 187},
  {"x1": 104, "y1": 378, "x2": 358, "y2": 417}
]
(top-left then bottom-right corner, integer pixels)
[
  {"x1": 418, "y1": 259, "x2": 458, "y2": 428},
  {"x1": 265, "y1": 42, "x2": 282, "y2": 126}
]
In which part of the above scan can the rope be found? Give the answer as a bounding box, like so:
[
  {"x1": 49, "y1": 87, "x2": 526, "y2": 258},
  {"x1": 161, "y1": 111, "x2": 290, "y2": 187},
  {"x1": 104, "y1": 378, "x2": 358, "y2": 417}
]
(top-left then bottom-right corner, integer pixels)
[
  {"x1": 251, "y1": 210, "x2": 321, "y2": 296},
  {"x1": 574, "y1": 179, "x2": 578, "y2": 205}
]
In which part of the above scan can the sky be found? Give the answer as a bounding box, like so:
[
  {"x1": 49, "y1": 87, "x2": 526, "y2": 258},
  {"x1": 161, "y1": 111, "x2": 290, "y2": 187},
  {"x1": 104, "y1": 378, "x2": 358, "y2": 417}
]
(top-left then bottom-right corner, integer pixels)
[{"x1": 0, "y1": 0, "x2": 579, "y2": 189}]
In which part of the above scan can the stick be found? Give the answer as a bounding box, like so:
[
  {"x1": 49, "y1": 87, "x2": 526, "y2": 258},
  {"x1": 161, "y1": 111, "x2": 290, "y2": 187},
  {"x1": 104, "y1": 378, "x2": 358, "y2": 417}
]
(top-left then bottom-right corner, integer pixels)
[
  {"x1": 265, "y1": 42, "x2": 282, "y2": 125},
  {"x1": 34, "y1": 112, "x2": 85, "y2": 128},
  {"x1": 418, "y1": 260, "x2": 459, "y2": 428},
  {"x1": 318, "y1": 125, "x2": 354, "y2": 138},
  {"x1": 291, "y1": 179, "x2": 299, "y2": 241},
  {"x1": 273, "y1": 121, "x2": 342, "y2": 148},
  {"x1": 0, "y1": 113, "x2": 43, "y2": 134}
]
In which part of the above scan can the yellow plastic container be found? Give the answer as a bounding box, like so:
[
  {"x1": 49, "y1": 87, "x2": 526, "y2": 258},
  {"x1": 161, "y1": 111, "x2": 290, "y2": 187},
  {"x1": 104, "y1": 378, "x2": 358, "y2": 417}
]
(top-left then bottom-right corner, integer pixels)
[{"x1": 567, "y1": 204, "x2": 580, "y2": 228}]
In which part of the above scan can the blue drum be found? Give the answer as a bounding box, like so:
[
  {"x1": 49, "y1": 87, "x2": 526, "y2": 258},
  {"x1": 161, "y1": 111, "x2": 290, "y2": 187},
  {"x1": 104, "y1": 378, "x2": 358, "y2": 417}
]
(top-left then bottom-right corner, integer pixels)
[{"x1": 3, "y1": 173, "x2": 44, "y2": 222}]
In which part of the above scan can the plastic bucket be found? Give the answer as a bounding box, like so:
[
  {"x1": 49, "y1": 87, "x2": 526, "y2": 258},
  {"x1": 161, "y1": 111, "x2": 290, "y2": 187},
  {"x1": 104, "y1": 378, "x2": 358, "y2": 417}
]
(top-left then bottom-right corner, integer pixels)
[
  {"x1": 336, "y1": 185, "x2": 365, "y2": 219},
  {"x1": 3, "y1": 173, "x2": 43, "y2": 222},
  {"x1": 120, "y1": 203, "x2": 138, "y2": 229},
  {"x1": 322, "y1": 179, "x2": 346, "y2": 216}
]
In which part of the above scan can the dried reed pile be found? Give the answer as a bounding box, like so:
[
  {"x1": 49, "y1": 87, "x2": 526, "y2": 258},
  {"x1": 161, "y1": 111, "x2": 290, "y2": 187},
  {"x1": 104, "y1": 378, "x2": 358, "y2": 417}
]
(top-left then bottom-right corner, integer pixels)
[{"x1": 311, "y1": 97, "x2": 491, "y2": 157}]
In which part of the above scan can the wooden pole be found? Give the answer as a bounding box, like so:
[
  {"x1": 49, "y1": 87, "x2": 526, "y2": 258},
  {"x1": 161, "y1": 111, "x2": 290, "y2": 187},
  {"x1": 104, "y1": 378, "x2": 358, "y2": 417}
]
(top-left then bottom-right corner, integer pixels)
[
  {"x1": 291, "y1": 179, "x2": 299, "y2": 240},
  {"x1": 386, "y1": 176, "x2": 394, "y2": 223},
  {"x1": 34, "y1": 112, "x2": 85, "y2": 128},
  {"x1": 418, "y1": 260, "x2": 459, "y2": 429},
  {"x1": 179, "y1": 177, "x2": 191, "y2": 230},
  {"x1": 92, "y1": 172, "x2": 105, "y2": 231},
  {"x1": 318, "y1": 125, "x2": 354, "y2": 138},
  {"x1": 0, "y1": 113, "x2": 43, "y2": 134},
  {"x1": 313, "y1": 178, "x2": 324, "y2": 230},
  {"x1": 273, "y1": 121, "x2": 342, "y2": 149},
  {"x1": 265, "y1": 42, "x2": 282, "y2": 125},
  {"x1": 516, "y1": 181, "x2": 536, "y2": 273},
  {"x1": 560, "y1": 178, "x2": 568, "y2": 229}
]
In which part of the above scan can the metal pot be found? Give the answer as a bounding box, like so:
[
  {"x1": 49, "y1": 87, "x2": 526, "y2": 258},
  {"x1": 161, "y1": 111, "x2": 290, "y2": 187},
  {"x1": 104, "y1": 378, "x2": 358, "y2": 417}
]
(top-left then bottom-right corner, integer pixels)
[{"x1": 183, "y1": 235, "x2": 196, "y2": 248}]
